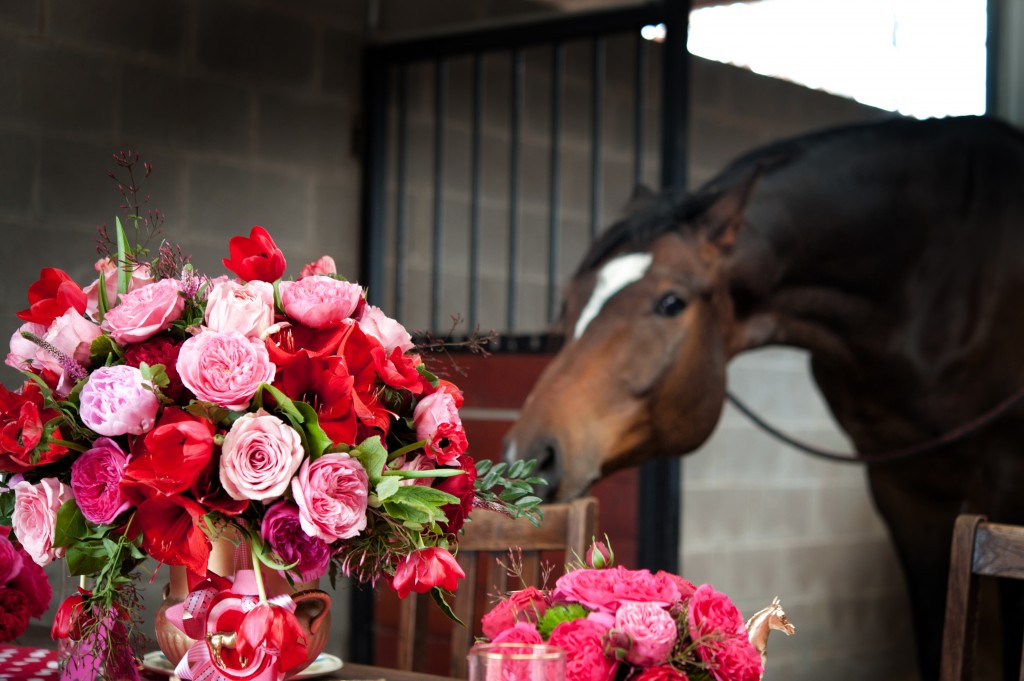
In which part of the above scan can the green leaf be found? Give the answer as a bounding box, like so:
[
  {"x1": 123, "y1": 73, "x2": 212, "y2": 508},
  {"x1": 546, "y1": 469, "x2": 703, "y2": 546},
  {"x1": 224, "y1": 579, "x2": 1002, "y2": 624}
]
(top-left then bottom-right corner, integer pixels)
[
  {"x1": 430, "y1": 587, "x2": 464, "y2": 626},
  {"x1": 185, "y1": 401, "x2": 232, "y2": 426},
  {"x1": 382, "y1": 485, "x2": 458, "y2": 526},
  {"x1": 415, "y1": 364, "x2": 439, "y2": 388},
  {"x1": 96, "y1": 266, "x2": 110, "y2": 318},
  {"x1": 375, "y1": 475, "x2": 402, "y2": 501},
  {"x1": 115, "y1": 217, "x2": 131, "y2": 295},
  {"x1": 65, "y1": 544, "x2": 108, "y2": 576},
  {"x1": 350, "y1": 436, "x2": 389, "y2": 485},
  {"x1": 89, "y1": 333, "x2": 121, "y2": 367},
  {"x1": 53, "y1": 499, "x2": 89, "y2": 549},
  {"x1": 289, "y1": 399, "x2": 333, "y2": 459}
]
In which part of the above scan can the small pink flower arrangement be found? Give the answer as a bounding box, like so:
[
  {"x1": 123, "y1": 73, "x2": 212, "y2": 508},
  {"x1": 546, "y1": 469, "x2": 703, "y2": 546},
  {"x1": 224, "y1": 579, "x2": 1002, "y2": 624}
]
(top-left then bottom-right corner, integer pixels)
[{"x1": 478, "y1": 544, "x2": 795, "y2": 681}]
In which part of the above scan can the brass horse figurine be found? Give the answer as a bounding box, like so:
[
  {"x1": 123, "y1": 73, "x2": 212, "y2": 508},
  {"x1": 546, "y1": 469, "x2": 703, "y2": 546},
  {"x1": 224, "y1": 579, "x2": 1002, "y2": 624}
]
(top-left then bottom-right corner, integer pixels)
[{"x1": 503, "y1": 115, "x2": 1024, "y2": 680}]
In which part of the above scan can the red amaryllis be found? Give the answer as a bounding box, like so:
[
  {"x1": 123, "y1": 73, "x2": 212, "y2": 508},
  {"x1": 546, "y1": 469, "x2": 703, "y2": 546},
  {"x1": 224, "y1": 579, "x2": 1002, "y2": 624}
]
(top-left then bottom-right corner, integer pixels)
[
  {"x1": 339, "y1": 325, "x2": 394, "y2": 436},
  {"x1": 222, "y1": 226, "x2": 286, "y2": 283},
  {"x1": 273, "y1": 351, "x2": 358, "y2": 445},
  {"x1": 0, "y1": 381, "x2": 68, "y2": 473},
  {"x1": 392, "y1": 547, "x2": 465, "y2": 599},
  {"x1": 264, "y1": 319, "x2": 352, "y2": 369},
  {"x1": 237, "y1": 602, "x2": 308, "y2": 672},
  {"x1": 372, "y1": 345, "x2": 426, "y2": 395},
  {"x1": 130, "y1": 494, "x2": 211, "y2": 575},
  {"x1": 0, "y1": 586, "x2": 30, "y2": 642},
  {"x1": 124, "y1": 409, "x2": 215, "y2": 496},
  {"x1": 17, "y1": 268, "x2": 87, "y2": 325}
]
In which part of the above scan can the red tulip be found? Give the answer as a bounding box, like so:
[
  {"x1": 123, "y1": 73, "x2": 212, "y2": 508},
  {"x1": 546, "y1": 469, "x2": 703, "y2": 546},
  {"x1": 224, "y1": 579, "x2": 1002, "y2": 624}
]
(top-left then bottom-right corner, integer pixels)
[
  {"x1": 17, "y1": 268, "x2": 87, "y2": 325},
  {"x1": 50, "y1": 589, "x2": 92, "y2": 641},
  {"x1": 237, "y1": 602, "x2": 308, "y2": 672},
  {"x1": 392, "y1": 547, "x2": 465, "y2": 599},
  {"x1": 222, "y1": 226, "x2": 286, "y2": 283}
]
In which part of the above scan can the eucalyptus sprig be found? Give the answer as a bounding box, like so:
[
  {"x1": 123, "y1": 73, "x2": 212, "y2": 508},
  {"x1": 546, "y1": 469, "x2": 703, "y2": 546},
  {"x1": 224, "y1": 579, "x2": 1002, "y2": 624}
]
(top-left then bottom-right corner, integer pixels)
[{"x1": 473, "y1": 458, "x2": 545, "y2": 526}]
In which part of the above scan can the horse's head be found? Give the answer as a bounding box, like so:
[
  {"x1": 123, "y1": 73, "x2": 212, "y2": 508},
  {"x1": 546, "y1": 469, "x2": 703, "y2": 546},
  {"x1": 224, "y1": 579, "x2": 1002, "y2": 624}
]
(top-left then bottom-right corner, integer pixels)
[{"x1": 504, "y1": 176, "x2": 767, "y2": 500}]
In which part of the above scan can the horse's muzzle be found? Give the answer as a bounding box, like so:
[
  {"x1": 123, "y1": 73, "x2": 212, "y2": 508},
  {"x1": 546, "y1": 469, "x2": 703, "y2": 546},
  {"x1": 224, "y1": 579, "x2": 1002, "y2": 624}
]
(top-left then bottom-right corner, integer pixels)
[{"x1": 504, "y1": 435, "x2": 562, "y2": 502}]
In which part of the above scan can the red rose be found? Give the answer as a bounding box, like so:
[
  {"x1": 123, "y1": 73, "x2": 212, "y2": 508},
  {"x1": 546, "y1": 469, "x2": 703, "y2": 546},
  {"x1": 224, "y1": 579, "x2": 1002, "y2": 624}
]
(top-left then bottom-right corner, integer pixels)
[
  {"x1": 392, "y1": 547, "x2": 465, "y2": 599},
  {"x1": 123, "y1": 335, "x2": 186, "y2": 400},
  {"x1": 0, "y1": 381, "x2": 68, "y2": 473},
  {"x1": 687, "y1": 584, "x2": 763, "y2": 681},
  {"x1": 17, "y1": 268, "x2": 87, "y2": 325},
  {"x1": 481, "y1": 586, "x2": 550, "y2": 639},
  {"x1": 273, "y1": 351, "x2": 358, "y2": 446},
  {"x1": 222, "y1": 226, "x2": 286, "y2": 283},
  {"x1": 0, "y1": 586, "x2": 30, "y2": 642},
  {"x1": 548, "y1": 617, "x2": 619, "y2": 681},
  {"x1": 237, "y1": 602, "x2": 308, "y2": 672},
  {"x1": 433, "y1": 456, "x2": 477, "y2": 534},
  {"x1": 634, "y1": 666, "x2": 690, "y2": 681},
  {"x1": 8, "y1": 547, "x2": 52, "y2": 618},
  {"x1": 124, "y1": 409, "x2": 215, "y2": 496}
]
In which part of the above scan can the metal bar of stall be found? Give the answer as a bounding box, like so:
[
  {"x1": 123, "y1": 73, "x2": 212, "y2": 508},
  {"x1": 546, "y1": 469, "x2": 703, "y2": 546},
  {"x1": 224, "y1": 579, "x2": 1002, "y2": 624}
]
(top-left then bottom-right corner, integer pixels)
[
  {"x1": 506, "y1": 49, "x2": 523, "y2": 331},
  {"x1": 590, "y1": 37, "x2": 605, "y2": 240},
  {"x1": 394, "y1": 65, "x2": 409, "y2": 320},
  {"x1": 431, "y1": 59, "x2": 447, "y2": 332},
  {"x1": 634, "y1": 34, "x2": 648, "y2": 187},
  {"x1": 547, "y1": 43, "x2": 564, "y2": 323},
  {"x1": 469, "y1": 53, "x2": 484, "y2": 332}
]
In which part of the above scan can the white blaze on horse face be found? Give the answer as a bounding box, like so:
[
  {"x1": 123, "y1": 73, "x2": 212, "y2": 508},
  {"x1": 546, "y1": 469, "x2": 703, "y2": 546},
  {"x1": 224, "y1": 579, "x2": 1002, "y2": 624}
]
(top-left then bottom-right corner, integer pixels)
[{"x1": 574, "y1": 253, "x2": 654, "y2": 340}]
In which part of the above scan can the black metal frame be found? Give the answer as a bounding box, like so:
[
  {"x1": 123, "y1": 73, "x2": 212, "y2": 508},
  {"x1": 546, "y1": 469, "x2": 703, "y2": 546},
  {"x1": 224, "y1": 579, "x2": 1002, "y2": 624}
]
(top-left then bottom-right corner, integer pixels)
[{"x1": 356, "y1": 1, "x2": 690, "y2": 663}]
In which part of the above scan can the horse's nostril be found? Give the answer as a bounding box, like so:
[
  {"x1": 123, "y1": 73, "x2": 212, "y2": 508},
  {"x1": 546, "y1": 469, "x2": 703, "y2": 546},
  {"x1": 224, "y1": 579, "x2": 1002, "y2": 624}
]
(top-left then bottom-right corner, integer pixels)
[{"x1": 526, "y1": 438, "x2": 562, "y2": 502}]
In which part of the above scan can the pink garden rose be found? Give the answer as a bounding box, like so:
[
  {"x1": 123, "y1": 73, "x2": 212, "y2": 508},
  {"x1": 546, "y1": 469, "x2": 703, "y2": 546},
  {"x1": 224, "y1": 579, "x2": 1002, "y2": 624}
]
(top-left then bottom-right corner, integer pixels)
[
  {"x1": 5, "y1": 321, "x2": 47, "y2": 372},
  {"x1": 79, "y1": 364, "x2": 160, "y2": 436},
  {"x1": 634, "y1": 667, "x2": 690, "y2": 681},
  {"x1": 204, "y1": 280, "x2": 275, "y2": 339},
  {"x1": 358, "y1": 305, "x2": 413, "y2": 353},
  {"x1": 11, "y1": 478, "x2": 72, "y2": 566},
  {"x1": 101, "y1": 277, "x2": 184, "y2": 345},
  {"x1": 279, "y1": 276, "x2": 362, "y2": 328},
  {"x1": 299, "y1": 255, "x2": 337, "y2": 278},
  {"x1": 481, "y1": 586, "x2": 550, "y2": 639},
  {"x1": 220, "y1": 410, "x2": 304, "y2": 502},
  {"x1": 176, "y1": 330, "x2": 275, "y2": 410},
  {"x1": 261, "y1": 502, "x2": 331, "y2": 582},
  {"x1": 83, "y1": 258, "x2": 154, "y2": 318},
  {"x1": 0, "y1": 533, "x2": 22, "y2": 585},
  {"x1": 687, "y1": 584, "x2": 763, "y2": 681},
  {"x1": 548, "y1": 617, "x2": 618, "y2": 681},
  {"x1": 614, "y1": 601, "x2": 677, "y2": 666},
  {"x1": 413, "y1": 387, "x2": 467, "y2": 464},
  {"x1": 491, "y1": 622, "x2": 544, "y2": 645},
  {"x1": 554, "y1": 566, "x2": 683, "y2": 613},
  {"x1": 70, "y1": 437, "x2": 131, "y2": 525},
  {"x1": 291, "y1": 453, "x2": 369, "y2": 542},
  {"x1": 36, "y1": 309, "x2": 103, "y2": 395}
]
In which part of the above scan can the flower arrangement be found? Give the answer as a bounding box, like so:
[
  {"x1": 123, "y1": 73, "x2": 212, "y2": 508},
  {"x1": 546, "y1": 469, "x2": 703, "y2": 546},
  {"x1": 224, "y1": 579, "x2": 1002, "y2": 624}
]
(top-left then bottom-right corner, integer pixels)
[
  {"x1": 0, "y1": 152, "x2": 541, "y2": 679},
  {"x1": 0, "y1": 526, "x2": 51, "y2": 643},
  {"x1": 478, "y1": 542, "x2": 795, "y2": 681}
]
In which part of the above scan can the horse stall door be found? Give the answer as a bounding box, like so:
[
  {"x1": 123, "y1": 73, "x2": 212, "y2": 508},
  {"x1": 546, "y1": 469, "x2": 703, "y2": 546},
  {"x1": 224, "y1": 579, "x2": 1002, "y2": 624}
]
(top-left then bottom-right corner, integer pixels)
[{"x1": 372, "y1": 351, "x2": 639, "y2": 674}]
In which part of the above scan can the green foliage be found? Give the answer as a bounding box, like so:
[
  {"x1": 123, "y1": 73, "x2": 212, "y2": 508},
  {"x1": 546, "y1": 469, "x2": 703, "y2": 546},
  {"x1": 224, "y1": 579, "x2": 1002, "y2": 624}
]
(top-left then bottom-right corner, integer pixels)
[
  {"x1": 474, "y1": 458, "x2": 546, "y2": 526},
  {"x1": 537, "y1": 603, "x2": 588, "y2": 639},
  {"x1": 382, "y1": 485, "x2": 459, "y2": 529},
  {"x1": 254, "y1": 383, "x2": 334, "y2": 459}
]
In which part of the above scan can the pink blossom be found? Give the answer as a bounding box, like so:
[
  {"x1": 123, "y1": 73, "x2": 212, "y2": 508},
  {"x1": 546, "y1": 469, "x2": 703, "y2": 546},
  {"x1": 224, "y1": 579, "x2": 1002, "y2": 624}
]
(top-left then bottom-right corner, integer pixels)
[
  {"x1": 176, "y1": 330, "x2": 275, "y2": 410},
  {"x1": 548, "y1": 617, "x2": 618, "y2": 681},
  {"x1": 0, "y1": 533, "x2": 23, "y2": 585},
  {"x1": 79, "y1": 364, "x2": 160, "y2": 436},
  {"x1": 300, "y1": 255, "x2": 337, "y2": 278},
  {"x1": 220, "y1": 410, "x2": 304, "y2": 502},
  {"x1": 279, "y1": 276, "x2": 362, "y2": 328},
  {"x1": 11, "y1": 478, "x2": 72, "y2": 566},
  {"x1": 261, "y1": 502, "x2": 331, "y2": 582},
  {"x1": 101, "y1": 278, "x2": 184, "y2": 345},
  {"x1": 413, "y1": 387, "x2": 467, "y2": 464},
  {"x1": 491, "y1": 622, "x2": 544, "y2": 645},
  {"x1": 291, "y1": 453, "x2": 369, "y2": 542},
  {"x1": 687, "y1": 584, "x2": 763, "y2": 681},
  {"x1": 633, "y1": 667, "x2": 690, "y2": 681},
  {"x1": 83, "y1": 258, "x2": 154, "y2": 318},
  {"x1": 614, "y1": 601, "x2": 677, "y2": 666},
  {"x1": 70, "y1": 437, "x2": 131, "y2": 525},
  {"x1": 481, "y1": 586, "x2": 550, "y2": 639},
  {"x1": 34, "y1": 309, "x2": 102, "y2": 388},
  {"x1": 358, "y1": 305, "x2": 413, "y2": 353},
  {"x1": 204, "y1": 280, "x2": 275, "y2": 339},
  {"x1": 554, "y1": 566, "x2": 682, "y2": 613},
  {"x1": 5, "y1": 321, "x2": 47, "y2": 372}
]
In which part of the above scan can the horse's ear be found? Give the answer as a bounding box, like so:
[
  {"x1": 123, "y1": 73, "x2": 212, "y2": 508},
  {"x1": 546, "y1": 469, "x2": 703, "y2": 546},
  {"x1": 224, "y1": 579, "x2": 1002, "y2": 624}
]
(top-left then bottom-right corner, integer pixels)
[{"x1": 700, "y1": 168, "x2": 762, "y2": 251}]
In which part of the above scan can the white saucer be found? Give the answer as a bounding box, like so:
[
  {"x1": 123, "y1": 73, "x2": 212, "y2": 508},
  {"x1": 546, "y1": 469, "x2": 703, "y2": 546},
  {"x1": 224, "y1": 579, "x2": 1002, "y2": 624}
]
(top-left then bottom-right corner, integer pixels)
[{"x1": 141, "y1": 650, "x2": 343, "y2": 679}]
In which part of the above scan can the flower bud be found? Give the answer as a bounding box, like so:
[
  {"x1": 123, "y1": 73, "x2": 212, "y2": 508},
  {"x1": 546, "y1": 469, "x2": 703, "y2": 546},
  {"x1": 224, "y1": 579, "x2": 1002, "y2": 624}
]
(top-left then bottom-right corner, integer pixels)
[{"x1": 586, "y1": 538, "x2": 614, "y2": 569}]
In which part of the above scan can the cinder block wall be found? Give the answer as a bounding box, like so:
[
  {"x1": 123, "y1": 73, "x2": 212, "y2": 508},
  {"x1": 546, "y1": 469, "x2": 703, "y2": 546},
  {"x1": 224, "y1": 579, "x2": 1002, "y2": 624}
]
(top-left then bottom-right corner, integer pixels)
[{"x1": 0, "y1": 2, "x2": 916, "y2": 679}]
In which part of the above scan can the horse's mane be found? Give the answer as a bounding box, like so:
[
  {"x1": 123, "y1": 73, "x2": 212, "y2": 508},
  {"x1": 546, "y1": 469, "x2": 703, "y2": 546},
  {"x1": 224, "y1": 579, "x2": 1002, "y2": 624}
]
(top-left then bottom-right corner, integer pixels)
[{"x1": 575, "y1": 115, "x2": 1017, "y2": 276}]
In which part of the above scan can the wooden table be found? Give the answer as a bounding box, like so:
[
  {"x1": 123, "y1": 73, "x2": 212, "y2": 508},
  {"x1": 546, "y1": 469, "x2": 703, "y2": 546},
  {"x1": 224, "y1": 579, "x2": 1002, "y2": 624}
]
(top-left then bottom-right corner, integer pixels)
[{"x1": 337, "y1": 663, "x2": 460, "y2": 681}]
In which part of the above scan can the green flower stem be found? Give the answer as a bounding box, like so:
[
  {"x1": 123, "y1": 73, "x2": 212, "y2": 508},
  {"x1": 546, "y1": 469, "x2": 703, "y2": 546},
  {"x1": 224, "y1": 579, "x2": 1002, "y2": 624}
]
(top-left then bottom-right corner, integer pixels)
[
  {"x1": 385, "y1": 440, "x2": 429, "y2": 461},
  {"x1": 381, "y1": 469, "x2": 466, "y2": 479},
  {"x1": 50, "y1": 439, "x2": 88, "y2": 453},
  {"x1": 251, "y1": 542, "x2": 268, "y2": 604}
]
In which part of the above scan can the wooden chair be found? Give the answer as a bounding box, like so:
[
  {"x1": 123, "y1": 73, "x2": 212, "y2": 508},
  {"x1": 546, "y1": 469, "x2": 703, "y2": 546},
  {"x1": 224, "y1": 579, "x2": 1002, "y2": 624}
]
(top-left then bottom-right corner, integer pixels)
[
  {"x1": 940, "y1": 514, "x2": 1024, "y2": 681},
  {"x1": 396, "y1": 496, "x2": 598, "y2": 678}
]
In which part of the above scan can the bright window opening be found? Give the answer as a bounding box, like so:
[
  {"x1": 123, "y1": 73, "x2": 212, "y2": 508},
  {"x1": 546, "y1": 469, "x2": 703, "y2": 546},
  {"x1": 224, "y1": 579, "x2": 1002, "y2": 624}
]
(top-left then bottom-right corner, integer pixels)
[{"x1": 684, "y1": 0, "x2": 987, "y2": 119}]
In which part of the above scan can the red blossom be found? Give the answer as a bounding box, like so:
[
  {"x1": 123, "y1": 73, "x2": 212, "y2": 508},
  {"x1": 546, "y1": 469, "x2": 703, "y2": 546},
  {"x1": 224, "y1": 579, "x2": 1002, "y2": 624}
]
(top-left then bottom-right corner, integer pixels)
[
  {"x1": 222, "y1": 226, "x2": 286, "y2": 283},
  {"x1": 17, "y1": 268, "x2": 87, "y2": 325},
  {"x1": 273, "y1": 351, "x2": 358, "y2": 446},
  {"x1": 123, "y1": 409, "x2": 215, "y2": 495},
  {"x1": 0, "y1": 586, "x2": 30, "y2": 642},
  {"x1": 265, "y1": 321, "x2": 352, "y2": 370},
  {"x1": 130, "y1": 494, "x2": 212, "y2": 576},
  {"x1": 0, "y1": 381, "x2": 68, "y2": 473},
  {"x1": 392, "y1": 547, "x2": 465, "y2": 599},
  {"x1": 237, "y1": 602, "x2": 308, "y2": 672}
]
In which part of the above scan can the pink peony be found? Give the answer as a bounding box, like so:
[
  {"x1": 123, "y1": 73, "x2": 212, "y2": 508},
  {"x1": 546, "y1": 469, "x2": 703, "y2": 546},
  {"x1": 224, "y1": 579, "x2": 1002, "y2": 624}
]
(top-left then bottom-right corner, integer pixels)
[
  {"x1": 5, "y1": 321, "x2": 47, "y2": 372},
  {"x1": 413, "y1": 387, "x2": 467, "y2": 464},
  {"x1": 176, "y1": 330, "x2": 275, "y2": 410},
  {"x1": 279, "y1": 276, "x2": 362, "y2": 328},
  {"x1": 79, "y1": 364, "x2": 160, "y2": 436},
  {"x1": 204, "y1": 280, "x2": 275, "y2": 339},
  {"x1": 687, "y1": 584, "x2": 763, "y2": 681},
  {"x1": 291, "y1": 453, "x2": 369, "y2": 542},
  {"x1": 548, "y1": 617, "x2": 618, "y2": 681},
  {"x1": 83, "y1": 257, "x2": 154, "y2": 318},
  {"x1": 11, "y1": 478, "x2": 72, "y2": 566},
  {"x1": 101, "y1": 277, "x2": 184, "y2": 345},
  {"x1": 220, "y1": 410, "x2": 304, "y2": 502},
  {"x1": 481, "y1": 586, "x2": 550, "y2": 639},
  {"x1": 300, "y1": 255, "x2": 337, "y2": 278},
  {"x1": 70, "y1": 437, "x2": 131, "y2": 525},
  {"x1": 491, "y1": 622, "x2": 544, "y2": 645},
  {"x1": 554, "y1": 566, "x2": 682, "y2": 613},
  {"x1": 261, "y1": 502, "x2": 331, "y2": 582},
  {"x1": 0, "y1": 534, "x2": 22, "y2": 585},
  {"x1": 358, "y1": 305, "x2": 413, "y2": 353},
  {"x1": 614, "y1": 601, "x2": 677, "y2": 666}
]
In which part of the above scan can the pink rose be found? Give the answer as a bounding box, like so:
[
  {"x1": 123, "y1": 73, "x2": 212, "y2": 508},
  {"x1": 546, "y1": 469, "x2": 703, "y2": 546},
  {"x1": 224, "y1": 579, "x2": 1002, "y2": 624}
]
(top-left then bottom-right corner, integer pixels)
[
  {"x1": 687, "y1": 584, "x2": 763, "y2": 681},
  {"x1": 279, "y1": 276, "x2": 362, "y2": 328},
  {"x1": 11, "y1": 478, "x2": 72, "y2": 566},
  {"x1": 101, "y1": 278, "x2": 184, "y2": 345},
  {"x1": 634, "y1": 667, "x2": 690, "y2": 681},
  {"x1": 70, "y1": 437, "x2": 131, "y2": 525},
  {"x1": 413, "y1": 387, "x2": 467, "y2": 464},
  {"x1": 614, "y1": 601, "x2": 677, "y2": 666},
  {"x1": 300, "y1": 255, "x2": 337, "y2": 278},
  {"x1": 291, "y1": 453, "x2": 368, "y2": 541},
  {"x1": 481, "y1": 586, "x2": 550, "y2": 639},
  {"x1": 391, "y1": 547, "x2": 465, "y2": 598},
  {"x1": 176, "y1": 330, "x2": 275, "y2": 410},
  {"x1": 0, "y1": 534, "x2": 23, "y2": 585},
  {"x1": 204, "y1": 280, "x2": 275, "y2": 339},
  {"x1": 491, "y1": 622, "x2": 544, "y2": 645},
  {"x1": 358, "y1": 305, "x2": 413, "y2": 353},
  {"x1": 35, "y1": 309, "x2": 102, "y2": 394},
  {"x1": 5, "y1": 322, "x2": 47, "y2": 372},
  {"x1": 548, "y1": 617, "x2": 618, "y2": 681},
  {"x1": 554, "y1": 566, "x2": 682, "y2": 613},
  {"x1": 79, "y1": 364, "x2": 160, "y2": 436},
  {"x1": 220, "y1": 410, "x2": 304, "y2": 502},
  {"x1": 261, "y1": 502, "x2": 331, "y2": 582},
  {"x1": 83, "y1": 258, "x2": 154, "y2": 318}
]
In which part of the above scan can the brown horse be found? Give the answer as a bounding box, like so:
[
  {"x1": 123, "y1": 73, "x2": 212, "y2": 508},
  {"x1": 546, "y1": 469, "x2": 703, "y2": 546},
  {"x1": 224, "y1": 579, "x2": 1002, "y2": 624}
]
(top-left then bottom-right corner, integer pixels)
[{"x1": 503, "y1": 115, "x2": 1024, "y2": 681}]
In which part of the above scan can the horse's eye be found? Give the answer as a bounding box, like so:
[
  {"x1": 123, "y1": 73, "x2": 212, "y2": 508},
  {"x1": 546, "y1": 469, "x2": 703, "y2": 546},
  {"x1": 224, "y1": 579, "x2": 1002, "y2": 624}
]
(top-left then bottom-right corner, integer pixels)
[{"x1": 655, "y1": 292, "x2": 687, "y2": 317}]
